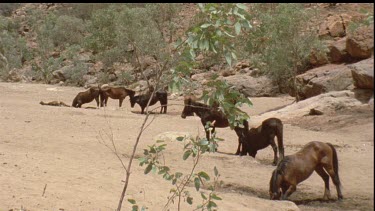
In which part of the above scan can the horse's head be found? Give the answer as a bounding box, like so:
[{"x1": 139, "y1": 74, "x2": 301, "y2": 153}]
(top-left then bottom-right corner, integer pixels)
[
  {"x1": 181, "y1": 98, "x2": 194, "y2": 119},
  {"x1": 130, "y1": 95, "x2": 138, "y2": 108},
  {"x1": 269, "y1": 169, "x2": 282, "y2": 200}
]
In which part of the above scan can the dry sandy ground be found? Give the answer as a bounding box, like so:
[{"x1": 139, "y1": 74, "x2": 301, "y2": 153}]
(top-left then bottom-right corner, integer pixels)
[{"x1": 0, "y1": 82, "x2": 373, "y2": 211}]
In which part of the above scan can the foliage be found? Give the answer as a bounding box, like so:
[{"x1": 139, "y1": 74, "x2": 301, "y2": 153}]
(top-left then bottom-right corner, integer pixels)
[
  {"x1": 169, "y1": 3, "x2": 253, "y2": 128},
  {"x1": 0, "y1": 3, "x2": 22, "y2": 17},
  {"x1": 138, "y1": 134, "x2": 222, "y2": 210},
  {"x1": 50, "y1": 15, "x2": 86, "y2": 47},
  {"x1": 347, "y1": 8, "x2": 374, "y2": 33},
  {"x1": 145, "y1": 4, "x2": 181, "y2": 43},
  {"x1": 243, "y1": 4, "x2": 328, "y2": 93},
  {"x1": 0, "y1": 16, "x2": 31, "y2": 80}
]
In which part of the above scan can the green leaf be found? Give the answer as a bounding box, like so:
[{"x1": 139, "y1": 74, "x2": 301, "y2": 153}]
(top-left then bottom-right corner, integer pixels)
[
  {"x1": 144, "y1": 163, "x2": 152, "y2": 174},
  {"x1": 156, "y1": 140, "x2": 164, "y2": 143},
  {"x1": 236, "y1": 3, "x2": 247, "y2": 10},
  {"x1": 208, "y1": 201, "x2": 217, "y2": 208},
  {"x1": 183, "y1": 150, "x2": 192, "y2": 160},
  {"x1": 231, "y1": 52, "x2": 237, "y2": 60},
  {"x1": 194, "y1": 177, "x2": 200, "y2": 191},
  {"x1": 128, "y1": 199, "x2": 136, "y2": 204},
  {"x1": 198, "y1": 171, "x2": 210, "y2": 181},
  {"x1": 235, "y1": 22, "x2": 241, "y2": 35},
  {"x1": 199, "y1": 139, "x2": 209, "y2": 146},
  {"x1": 211, "y1": 194, "x2": 222, "y2": 200},
  {"x1": 224, "y1": 50, "x2": 232, "y2": 66},
  {"x1": 201, "y1": 192, "x2": 207, "y2": 200},
  {"x1": 132, "y1": 205, "x2": 139, "y2": 211},
  {"x1": 176, "y1": 136, "x2": 185, "y2": 142},
  {"x1": 223, "y1": 30, "x2": 235, "y2": 38},
  {"x1": 214, "y1": 166, "x2": 219, "y2": 177},
  {"x1": 187, "y1": 196, "x2": 193, "y2": 205},
  {"x1": 201, "y1": 23, "x2": 212, "y2": 28}
]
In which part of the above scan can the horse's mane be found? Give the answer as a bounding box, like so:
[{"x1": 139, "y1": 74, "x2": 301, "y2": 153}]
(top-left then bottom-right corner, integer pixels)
[
  {"x1": 270, "y1": 156, "x2": 290, "y2": 194},
  {"x1": 276, "y1": 156, "x2": 290, "y2": 175}
]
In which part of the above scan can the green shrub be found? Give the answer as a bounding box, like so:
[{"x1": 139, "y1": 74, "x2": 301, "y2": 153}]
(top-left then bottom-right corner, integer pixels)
[{"x1": 244, "y1": 4, "x2": 328, "y2": 93}]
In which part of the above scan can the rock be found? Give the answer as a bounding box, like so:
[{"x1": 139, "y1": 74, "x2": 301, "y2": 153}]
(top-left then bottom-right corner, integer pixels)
[
  {"x1": 348, "y1": 58, "x2": 374, "y2": 89},
  {"x1": 328, "y1": 37, "x2": 351, "y2": 63},
  {"x1": 52, "y1": 65, "x2": 74, "y2": 81},
  {"x1": 310, "y1": 48, "x2": 330, "y2": 66},
  {"x1": 346, "y1": 25, "x2": 374, "y2": 59},
  {"x1": 88, "y1": 61, "x2": 104, "y2": 75},
  {"x1": 108, "y1": 73, "x2": 117, "y2": 82},
  {"x1": 294, "y1": 64, "x2": 353, "y2": 100},
  {"x1": 224, "y1": 75, "x2": 278, "y2": 97},
  {"x1": 7, "y1": 69, "x2": 22, "y2": 82},
  {"x1": 191, "y1": 71, "x2": 215, "y2": 82},
  {"x1": 256, "y1": 90, "x2": 370, "y2": 122},
  {"x1": 327, "y1": 15, "x2": 346, "y2": 37},
  {"x1": 77, "y1": 52, "x2": 92, "y2": 62},
  {"x1": 308, "y1": 108, "x2": 324, "y2": 115},
  {"x1": 83, "y1": 75, "x2": 97, "y2": 88}
]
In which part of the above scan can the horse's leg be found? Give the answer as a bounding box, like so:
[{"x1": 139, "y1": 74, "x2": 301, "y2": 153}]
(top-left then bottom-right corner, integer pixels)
[
  {"x1": 119, "y1": 98, "x2": 124, "y2": 107},
  {"x1": 281, "y1": 184, "x2": 296, "y2": 200},
  {"x1": 95, "y1": 97, "x2": 99, "y2": 107},
  {"x1": 315, "y1": 165, "x2": 331, "y2": 200},
  {"x1": 270, "y1": 139, "x2": 278, "y2": 166},
  {"x1": 105, "y1": 96, "x2": 108, "y2": 106},
  {"x1": 235, "y1": 137, "x2": 241, "y2": 155},
  {"x1": 322, "y1": 162, "x2": 343, "y2": 200},
  {"x1": 141, "y1": 106, "x2": 145, "y2": 114}
]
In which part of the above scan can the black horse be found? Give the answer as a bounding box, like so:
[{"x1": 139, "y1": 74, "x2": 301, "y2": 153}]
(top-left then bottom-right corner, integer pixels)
[
  {"x1": 181, "y1": 96, "x2": 248, "y2": 155},
  {"x1": 130, "y1": 90, "x2": 167, "y2": 114},
  {"x1": 234, "y1": 117, "x2": 284, "y2": 165}
]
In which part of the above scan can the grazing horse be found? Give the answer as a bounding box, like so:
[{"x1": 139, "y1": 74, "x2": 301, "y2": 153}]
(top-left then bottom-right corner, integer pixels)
[
  {"x1": 234, "y1": 118, "x2": 284, "y2": 165},
  {"x1": 99, "y1": 86, "x2": 135, "y2": 107},
  {"x1": 181, "y1": 96, "x2": 248, "y2": 155},
  {"x1": 130, "y1": 90, "x2": 168, "y2": 114},
  {"x1": 269, "y1": 141, "x2": 343, "y2": 201},
  {"x1": 72, "y1": 87, "x2": 100, "y2": 108}
]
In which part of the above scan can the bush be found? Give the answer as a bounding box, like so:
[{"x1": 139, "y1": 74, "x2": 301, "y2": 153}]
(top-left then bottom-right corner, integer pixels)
[
  {"x1": 51, "y1": 15, "x2": 86, "y2": 47},
  {"x1": 244, "y1": 4, "x2": 328, "y2": 93},
  {"x1": 0, "y1": 16, "x2": 31, "y2": 80},
  {"x1": 0, "y1": 3, "x2": 22, "y2": 17}
]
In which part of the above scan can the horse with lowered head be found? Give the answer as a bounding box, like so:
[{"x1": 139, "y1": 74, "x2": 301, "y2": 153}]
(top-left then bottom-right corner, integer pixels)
[
  {"x1": 181, "y1": 95, "x2": 248, "y2": 155},
  {"x1": 72, "y1": 86, "x2": 100, "y2": 108},
  {"x1": 130, "y1": 89, "x2": 168, "y2": 114},
  {"x1": 99, "y1": 85, "x2": 135, "y2": 107},
  {"x1": 269, "y1": 141, "x2": 343, "y2": 201},
  {"x1": 234, "y1": 117, "x2": 284, "y2": 165}
]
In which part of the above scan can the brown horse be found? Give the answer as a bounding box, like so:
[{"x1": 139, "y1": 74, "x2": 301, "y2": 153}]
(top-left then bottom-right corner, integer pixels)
[
  {"x1": 99, "y1": 86, "x2": 135, "y2": 107},
  {"x1": 72, "y1": 87, "x2": 100, "y2": 108},
  {"x1": 181, "y1": 96, "x2": 248, "y2": 155},
  {"x1": 130, "y1": 90, "x2": 168, "y2": 114},
  {"x1": 234, "y1": 118, "x2": 284, "y2": 165},
  {"x1": 269, "y1": 141, "x2": 343, "y2": 201}
]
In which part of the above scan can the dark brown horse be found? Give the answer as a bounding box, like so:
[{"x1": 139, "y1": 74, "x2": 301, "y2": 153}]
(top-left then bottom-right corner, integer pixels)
[
  {"x1": 72, "y1": 87, "x2": 100, "y2": 108},
  {"x1": 181, "y1": 96, "x2": 248, "y2": 155},
  {"x1": 130, "y1": 90, "x2": 168, "y2": 114},
  {"x1": 234, "y1": 118, "x2": 284, "y2": 165},
  {"x1": 269, "y1": 141, "x2": 343, "y2": 201},
  {"x1": 99, "y1": 86, "x2": 135, "y2": 107}
]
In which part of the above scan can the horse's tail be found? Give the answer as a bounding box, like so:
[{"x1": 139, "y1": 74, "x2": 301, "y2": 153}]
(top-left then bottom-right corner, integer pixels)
[
  {"x1": 276, "y1": 119, "x2": 284, "y2": 159},
  {"x1": 327, "y1": 143, "x2": 342, "y2": 188}
]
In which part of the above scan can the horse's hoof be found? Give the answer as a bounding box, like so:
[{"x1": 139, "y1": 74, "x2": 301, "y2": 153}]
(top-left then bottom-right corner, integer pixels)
[
  {"x1": 235, "y1": 152, "x2": 240, "y2": 155},
  {"x1": 338, "y1": 196, "x2": 344, "y2": 201},
  {"x1": 272, "y1": 162, "x2": 277, "y2": 166}
]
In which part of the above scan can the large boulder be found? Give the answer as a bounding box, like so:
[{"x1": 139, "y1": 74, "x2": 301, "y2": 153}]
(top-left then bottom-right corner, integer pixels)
[
  {"x1": 328, "y1": 37, "x2": 351, "y2": 63},
  {"x1": 224, "y1": 75, "x2": 279, "y2": 97},
  {"x1": 295, "y1": 64, "x2": 353, "y2": 100},
  {"x1": 256, "y1": 90, "x2": 371, "y2": 123},
  {"x1": 346, "y1": 25, "x2": 374, "y2": 59},
  {"x1": 348, "y1": 57, "x2": 374, "y2": 89},
  {"x1": 52, "y1": 65, "x2": 74, "y2": 81}
]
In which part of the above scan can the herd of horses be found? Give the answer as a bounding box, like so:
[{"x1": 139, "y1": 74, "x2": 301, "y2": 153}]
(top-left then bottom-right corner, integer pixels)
[{"x1": 54, "y1": 85, "x2": 344, "y2": 202}]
